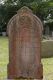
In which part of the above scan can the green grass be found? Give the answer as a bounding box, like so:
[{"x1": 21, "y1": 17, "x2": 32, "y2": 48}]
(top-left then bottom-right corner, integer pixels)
[
  {"x1": 42, "y1": 58, "x2": 53, "y2": 80},
  {"x1": 0, "y1": 36, "x2": 53, "y2": 79},
  {"x1": 0, "y1": 36, "x2": 8, "y2": 79}
]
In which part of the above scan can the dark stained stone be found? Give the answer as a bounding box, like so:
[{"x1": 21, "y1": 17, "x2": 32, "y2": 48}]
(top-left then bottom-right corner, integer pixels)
[{"x1": 7, "y1": 6, "x2": 43, "y2": 79}]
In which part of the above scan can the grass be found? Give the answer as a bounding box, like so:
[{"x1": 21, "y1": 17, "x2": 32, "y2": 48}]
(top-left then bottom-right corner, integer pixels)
[
  {"x1": 0, "y1": 36, "x2": 53, "y2": 80},
  {"x1": 0, "y1": 37, "x2": 8, "y2": 79},
  {"x1": 42, "y1": 58, "x2": 53, "y2": 80}
]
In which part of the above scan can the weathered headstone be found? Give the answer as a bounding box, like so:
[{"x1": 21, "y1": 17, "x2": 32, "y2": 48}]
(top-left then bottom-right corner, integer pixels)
[{"x1": 7, "y1": 6, "x2": 43, "y2": 79}]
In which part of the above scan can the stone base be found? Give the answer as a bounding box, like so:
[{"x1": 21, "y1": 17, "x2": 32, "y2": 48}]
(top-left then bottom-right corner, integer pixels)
[{"x1": 7, "y1": 63, "x2": 43, "y2": 79}]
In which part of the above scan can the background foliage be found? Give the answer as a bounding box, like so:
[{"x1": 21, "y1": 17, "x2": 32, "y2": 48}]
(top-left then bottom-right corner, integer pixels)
[{"x1": 0, "y1": 0, "x2": 53, "y2": 32}]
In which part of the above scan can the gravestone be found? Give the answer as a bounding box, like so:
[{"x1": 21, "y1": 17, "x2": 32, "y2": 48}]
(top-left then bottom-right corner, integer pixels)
[{"x1": 7, "y1": 6, "x2": 43, "y2": 79}]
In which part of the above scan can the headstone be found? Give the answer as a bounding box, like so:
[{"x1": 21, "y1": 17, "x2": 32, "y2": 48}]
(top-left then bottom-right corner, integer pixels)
[{"x1": 7, "y1": 6, "x2": 43, "y2": 79}]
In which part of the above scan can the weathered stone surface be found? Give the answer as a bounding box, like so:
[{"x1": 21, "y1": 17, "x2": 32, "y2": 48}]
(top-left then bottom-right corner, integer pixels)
[{"x1": 7, "y1": 6, "x2": 43, "y2": 79}]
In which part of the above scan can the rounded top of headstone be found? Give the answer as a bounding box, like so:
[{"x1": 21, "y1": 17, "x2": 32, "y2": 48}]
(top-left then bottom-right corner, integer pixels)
[
  {"x1": 7, "y1": 6, "x2": 43, "y2": 37},
  {"x1": 17, "y1": 6, "x2": 33, "y2": 14}
]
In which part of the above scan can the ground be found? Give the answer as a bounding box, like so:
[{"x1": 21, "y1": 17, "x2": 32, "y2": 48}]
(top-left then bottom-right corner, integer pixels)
[{"x1": 0, "y1": 36, "x2": 53, "y2": 80}]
